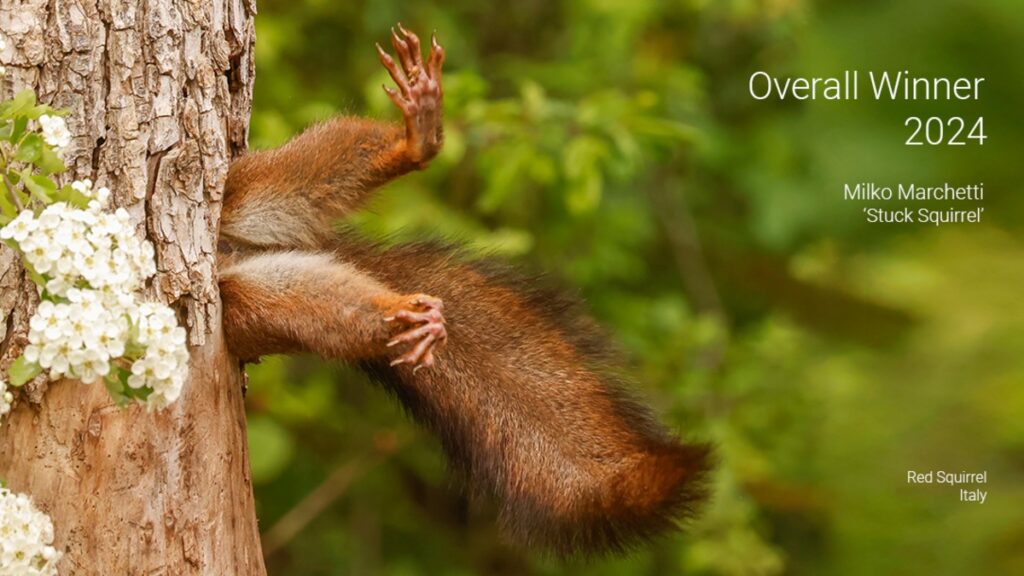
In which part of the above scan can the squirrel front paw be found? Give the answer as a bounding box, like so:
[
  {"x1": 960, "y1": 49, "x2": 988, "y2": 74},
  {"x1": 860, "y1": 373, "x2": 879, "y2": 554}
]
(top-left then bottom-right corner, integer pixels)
[
  {"x1": 376, "y1": 24, "x2": 445, "y2": 166},
  {"x1": 385, "y1": 294, "x2": 447, "y2": 372}
]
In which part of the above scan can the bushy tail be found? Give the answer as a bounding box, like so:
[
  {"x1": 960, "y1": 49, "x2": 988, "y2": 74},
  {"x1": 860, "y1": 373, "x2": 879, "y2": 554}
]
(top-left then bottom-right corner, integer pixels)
[{"x1": 337, "y1": 235, "x2": 711, "y2": 556}]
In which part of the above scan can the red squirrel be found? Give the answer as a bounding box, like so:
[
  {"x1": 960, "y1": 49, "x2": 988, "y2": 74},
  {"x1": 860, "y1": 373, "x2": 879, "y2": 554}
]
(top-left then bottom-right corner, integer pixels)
[{"x1": 218, "y1": 25, "x2": 711, "y2": 556}]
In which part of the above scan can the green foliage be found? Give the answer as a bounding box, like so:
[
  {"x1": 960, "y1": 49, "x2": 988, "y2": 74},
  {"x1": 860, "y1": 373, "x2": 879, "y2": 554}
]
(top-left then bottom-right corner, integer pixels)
[
  {"x1": 7, "y1": 356, "x2": 41, "y2": 387},
  {"x1": 247, "y1": 415, "x2": 296, "y2": 484},
  {"x1": 246, "y1": 1, "x2": 1024, "y2": 574},
  {"x1": 0, "y1": 90, "x2": 66, "y2": 225}
]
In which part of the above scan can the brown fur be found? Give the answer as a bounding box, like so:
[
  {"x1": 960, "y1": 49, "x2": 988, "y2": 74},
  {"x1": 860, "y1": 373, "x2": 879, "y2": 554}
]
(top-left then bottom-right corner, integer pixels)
[
  {"x1": 221, "y1": 118, "x2": 415, "y2": 249},
  {"x1": 219, "y1": 251, "x2": 399, "y2": 361},
  {"x1": 340, "y1": 237, "x2": 711, "y2": 555},
  {"x1": 219, "y1": 239, "x2": 711, "y2": 556},
  {"x1": 218, "y1": 28, "x2": 710, "y2": 556},
  {"x1": 222, "y1": 29, "x2": 443, "y2": 251}
]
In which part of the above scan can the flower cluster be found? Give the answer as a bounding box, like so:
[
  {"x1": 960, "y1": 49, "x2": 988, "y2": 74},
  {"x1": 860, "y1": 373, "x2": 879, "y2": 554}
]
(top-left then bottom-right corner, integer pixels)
[
  {"x1": 2, "y1": 182, "x2": 154, "y2": 296},
  {"x1": 127, "y1": 303, "x2": 189, "y2": 409},
  {"x1": 1, "y1": 180, "x2": 188, "y2": 410},
  {"x1": 24, "y1": 293, "x2": 126, "y2": 384},
  {"x1": 37, "y1": 115, "x2": 70, "y2": 151},
  {"x1": 0, "y1": 488, "x2": 60, "y2": 576}
]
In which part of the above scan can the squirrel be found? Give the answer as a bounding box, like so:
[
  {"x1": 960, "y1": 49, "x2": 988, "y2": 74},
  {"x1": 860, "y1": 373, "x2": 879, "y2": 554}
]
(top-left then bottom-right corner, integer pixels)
[{"x1": 217, "y1": 25, "x2": 711, "y2": 556}]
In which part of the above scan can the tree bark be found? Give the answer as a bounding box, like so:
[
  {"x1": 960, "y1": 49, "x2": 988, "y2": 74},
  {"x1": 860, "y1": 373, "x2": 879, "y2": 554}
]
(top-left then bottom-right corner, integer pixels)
[{"x1": 0, "y1": 1, "x2": 265, "y2": 574}]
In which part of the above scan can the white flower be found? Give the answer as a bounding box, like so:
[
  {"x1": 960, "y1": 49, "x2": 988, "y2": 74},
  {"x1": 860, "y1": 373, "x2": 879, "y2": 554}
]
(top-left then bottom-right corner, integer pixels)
[
  {"x1": 73, "y1": 348, "x2": 109, "y2": 384},
  {"x1": 95, "y1": 186, "x2": 111, "y2": 206},
  {"x1": 22, "y1": 345, "x2": 40, "y2": 364},
  {"x1": 0, "y1": 211, "x2": 37, "y2": 243},
  {"x1": 5, "y1": 196, "x2": 158, "y2": 298},
  {"x1": 5, "y1": 181, "x2": 188, "y2": 410},
  {"x1": 70, "y1": 179, "x2": 110, "y2": 208},
  {"x1": 0, "y1": 379, "x2": 12, "y2": 424},
  {"x1": 28, "y1": 301, "x2": 66, "y2": 342},
  {"x1": 128, "y1": 302, "x2": 189, "y2": 409},
  {"x1": 0, "y1": 487, "x2": 61, "y2": 576},
  {"x1": 37, "y1": 114, "x2": 71, "y2": 150},
  {"x1": 22, "y1": 293, "x2": 187, "y2": 408},
  {"x1": 70, "y1": 179, "x2": 91, "y2": 195},
  {"x1": 95, "y1": 320, "x2": 127, "y2": 358}
]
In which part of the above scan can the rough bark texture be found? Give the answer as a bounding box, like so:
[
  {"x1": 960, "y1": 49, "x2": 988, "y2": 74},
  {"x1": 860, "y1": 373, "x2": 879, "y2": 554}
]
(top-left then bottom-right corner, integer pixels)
[{"x1": 0, "y1": 1, "x2": 265, "y2": 574}]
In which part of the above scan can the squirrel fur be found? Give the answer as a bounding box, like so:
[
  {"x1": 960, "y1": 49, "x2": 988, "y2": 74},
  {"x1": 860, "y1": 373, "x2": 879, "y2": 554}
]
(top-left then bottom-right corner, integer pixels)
[{"x1": 217, "y1": 25, "x2": 710, "y2": 556}]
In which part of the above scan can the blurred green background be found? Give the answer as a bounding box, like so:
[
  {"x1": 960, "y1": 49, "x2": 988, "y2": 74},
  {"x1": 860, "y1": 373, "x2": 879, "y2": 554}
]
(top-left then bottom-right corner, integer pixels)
[{"x1": 243, "y1": 1, "x2": 1024, "y2": 574}]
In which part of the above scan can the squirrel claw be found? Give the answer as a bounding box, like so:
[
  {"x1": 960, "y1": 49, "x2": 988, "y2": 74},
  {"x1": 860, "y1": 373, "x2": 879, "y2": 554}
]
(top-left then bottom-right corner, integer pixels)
[
  {"x1": 386, "y1": 293, "x2": 447, "y2": 371},
  {"x1": 376, "y1": 24, "x2": 444, "y2": 164},
  {"x1": 389, "y1": 321, "x2": 444, "y2": 347}
]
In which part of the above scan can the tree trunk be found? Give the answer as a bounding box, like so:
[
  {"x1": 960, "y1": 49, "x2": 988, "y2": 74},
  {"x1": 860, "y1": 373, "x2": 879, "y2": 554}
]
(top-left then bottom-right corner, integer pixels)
[{"x1": 0, "y1": 1, "x2": 265, "y2": 575}]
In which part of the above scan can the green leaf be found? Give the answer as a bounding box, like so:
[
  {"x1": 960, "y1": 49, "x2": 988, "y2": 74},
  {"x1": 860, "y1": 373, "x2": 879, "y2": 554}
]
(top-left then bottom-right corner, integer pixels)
[
  {"x1": 123, "y1": 338, "x2": 147, "y2": 358},
  {"x1": 8, "y1": 356, "x2": 42, "y2": 387},
  {"x1": 105, "y1": 365, "x2": 153, "y2": 407},
  {"x1": 24, "y1": 105, "x2": 52, "y2": 121},
  {"x1": 30, "y1": 174, "x2": 57, "y2": 195},
  {"x1": 37, "y1": 146, "x2": 66, "y2": 175},
  {"x1": 20, "y1": 169, "x2": 54, "y2": 203},
  {"x1": 54, "y1": 183, "x2": 91, "y2": 208},
  {"x1": 13, "y1": 189, "x2": 29, "y2": 211},
  {"x1": 10, "y1": 117, "x2": 28, "y2": 142},
  {"x1": 0, "y1": 184, "x2": 16, "y2": 218},
  {"x1": 123, "y1": 383, "x2": 153, "y2": 402},
  {"x1": 104, "y1": 369, "x2": 130, "y2": 407},
  {"x1": 1, "y1": 90, "x2": 37, "y2": 119},
  {"x1": 14, "y1": 133, "x2": 43, "y2": 163},
  {"x1": 563, "y1": 136, "x2": 608, "y2": 213}
]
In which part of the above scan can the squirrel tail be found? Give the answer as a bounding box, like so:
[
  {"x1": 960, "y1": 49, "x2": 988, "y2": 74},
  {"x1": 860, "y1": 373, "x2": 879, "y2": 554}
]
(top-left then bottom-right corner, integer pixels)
[{"x1": 336, "y1": 234, "x2": 712, "y2": 556}]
